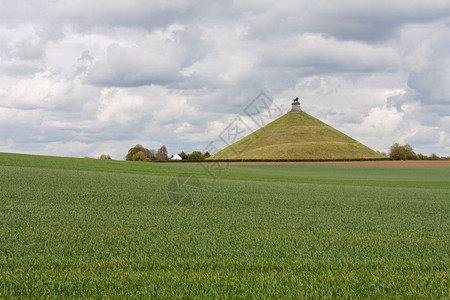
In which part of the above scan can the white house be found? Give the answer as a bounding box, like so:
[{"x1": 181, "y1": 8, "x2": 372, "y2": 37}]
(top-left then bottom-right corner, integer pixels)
[{"x1": 170, "y1": 153, "x2": 182, "y2": 160}]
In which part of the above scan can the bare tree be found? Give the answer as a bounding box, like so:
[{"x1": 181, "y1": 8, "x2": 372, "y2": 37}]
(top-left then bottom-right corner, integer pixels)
[{"x1": 156, "y1": 145, "x2": 168, "y2": 160}]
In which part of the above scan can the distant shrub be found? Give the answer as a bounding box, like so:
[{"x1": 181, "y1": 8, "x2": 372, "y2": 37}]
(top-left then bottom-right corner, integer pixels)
[
  {"x1": 126, "y1": 144, "x2": 155, "y2": 161},
  {"x1": 389, "y1": 143, "x2": 417, "y2": 160},
  {"x1": 132, "y1": 151, "x2": 147, "y2": 162},
  {"x1": 429, "y1": 153, "x2": 439, "y2": 160},
  {"x1": 188, "y1": 151, "x2": 203, "y2": 160},
  {"x1": 177, "y1": 150, "x2": 211, "y2": 161},
  {"x1": 99, "y1": 154, "x2": 111, "y2": 160},
  {"x1": 416, "y1": 153, "x2": 428, "y2": 160}
]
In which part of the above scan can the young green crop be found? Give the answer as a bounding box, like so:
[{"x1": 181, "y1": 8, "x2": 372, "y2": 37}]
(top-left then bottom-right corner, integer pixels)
[{"x1": 0, "y1": 153, "x2": 448, "y2": 298}]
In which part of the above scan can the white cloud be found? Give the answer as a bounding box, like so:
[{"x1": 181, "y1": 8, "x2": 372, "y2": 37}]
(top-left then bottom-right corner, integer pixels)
[
  {"x1": 4, "y1": 72, "x2": 71, "y2": 109},
  {"x1": 361, "y1": 105, "x2": 404, "y2": 134},
  {"x1": 0, "y1": 0, "x2": 449, "y2": 157},
  {"x1": 97, "y1": 88, "x2": 145, "y2": 125}
]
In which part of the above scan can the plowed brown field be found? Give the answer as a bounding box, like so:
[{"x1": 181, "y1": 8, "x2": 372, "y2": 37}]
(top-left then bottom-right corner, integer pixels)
[{"x1": 201, "y1": 161, "x2": 450, "y2": 167}]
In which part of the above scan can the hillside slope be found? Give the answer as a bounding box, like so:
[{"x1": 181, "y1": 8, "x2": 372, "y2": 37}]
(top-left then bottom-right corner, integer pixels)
[{"x1": 210, "y1": 112, "x2": 383, "y2": 160}]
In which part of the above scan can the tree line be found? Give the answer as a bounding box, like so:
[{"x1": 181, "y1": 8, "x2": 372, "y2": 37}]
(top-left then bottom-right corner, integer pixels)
[
  {"x1": 177, "y1": 151, "x2": 210, "y2": 160},
  {"x1": 125, "y1": 144, "x2": 211, "y2": 161},
  {"x1": 90, "y1": 143, "x2": 449, "y2": 161},
  {"x1": 125, "y1": 144, "x2": 168, "y2": 161},
  {"x1": 387, "y1": 143, "x2": 449, "y2": 160}
]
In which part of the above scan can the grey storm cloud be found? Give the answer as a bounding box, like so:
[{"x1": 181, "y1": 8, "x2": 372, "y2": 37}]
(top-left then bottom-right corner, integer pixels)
[
  {"x1": 387, "y1": 26, "x2": 450, "y2": 127},
  {"x1": 0, "y1": 0, "x2": 235, "y2": 33},
  {"x1": 406, "y1": 129, "x2": 441, "y2": 145},
  {"x1": 0, "y1": 0, "x2": 450, "y2": 158},
  {"x1": 234, "y1": 0, "x2": 450, "y2": 42}
]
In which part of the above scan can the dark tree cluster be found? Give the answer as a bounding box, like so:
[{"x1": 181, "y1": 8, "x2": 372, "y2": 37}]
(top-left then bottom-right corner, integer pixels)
[
  {"x1": 125, "y1": 144, "x2": 168, "y2": 161},
  {"x1": 389, "y1": 143, "x2": 449, "y2": 160},
  {"x1": 178, "y1": 151, "x2": 210, "y2": 161},
  {"x1": 389, "y1": 143, "x2": 417, "y2": 160},
  {"x1": 98, "y1": 154, "x2": 112, "y2": 160}
]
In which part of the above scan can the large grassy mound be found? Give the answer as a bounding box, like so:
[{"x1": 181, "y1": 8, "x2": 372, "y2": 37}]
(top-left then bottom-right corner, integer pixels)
[{"x1": 210, "y1": 112, "x2": 383, "y2": 160}]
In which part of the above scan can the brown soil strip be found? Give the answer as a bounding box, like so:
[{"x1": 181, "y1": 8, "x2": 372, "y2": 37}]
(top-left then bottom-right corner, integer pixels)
[{"x1": 195, "y1": 161, "x2": 450, "y2": 167}]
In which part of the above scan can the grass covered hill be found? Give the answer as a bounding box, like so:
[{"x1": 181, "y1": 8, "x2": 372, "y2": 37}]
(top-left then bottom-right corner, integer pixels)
[{"x1": 210, "y1": 112, "x2": 383, "y2": 160}]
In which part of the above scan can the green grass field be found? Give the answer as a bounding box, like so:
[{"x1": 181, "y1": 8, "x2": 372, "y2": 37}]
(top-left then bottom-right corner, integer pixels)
[{"x1": 0, "y1": 152, "x2": 448, "y2": 298}]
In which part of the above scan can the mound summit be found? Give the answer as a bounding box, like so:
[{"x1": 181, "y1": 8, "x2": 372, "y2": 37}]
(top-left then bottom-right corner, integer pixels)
[{"x1": 210, "y1": 100, "x2": 382, "y2": 160}]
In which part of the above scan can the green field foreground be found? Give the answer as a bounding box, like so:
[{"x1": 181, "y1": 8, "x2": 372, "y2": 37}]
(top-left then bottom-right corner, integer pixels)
[{"x1": 0, "y1": 153, "x2": 449, "y2": 298}]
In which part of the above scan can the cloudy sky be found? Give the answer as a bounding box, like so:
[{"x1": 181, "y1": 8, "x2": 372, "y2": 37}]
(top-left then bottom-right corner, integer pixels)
[{"x1": 1, "y1": 0, "x2": 449, "y2": 159}]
